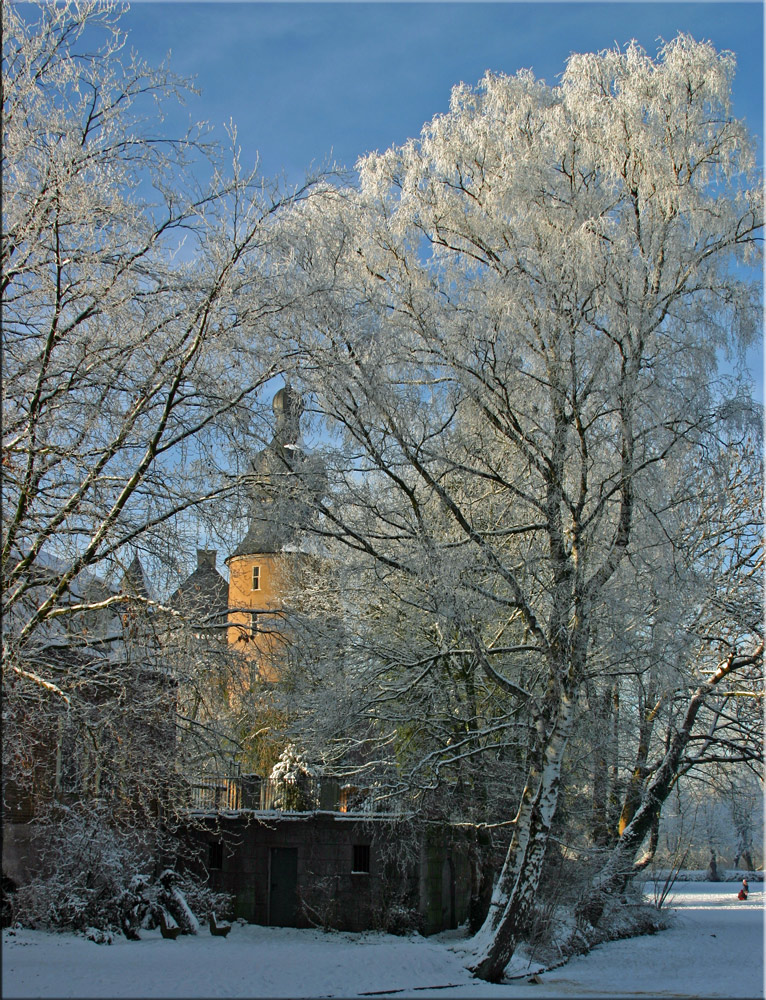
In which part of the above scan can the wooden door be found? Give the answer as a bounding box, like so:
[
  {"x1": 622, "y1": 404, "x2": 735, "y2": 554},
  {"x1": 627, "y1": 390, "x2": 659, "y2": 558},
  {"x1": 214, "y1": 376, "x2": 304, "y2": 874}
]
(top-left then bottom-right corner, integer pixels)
[{"x1": 269, "y1": 847, "x2": 298, "y2": 926}]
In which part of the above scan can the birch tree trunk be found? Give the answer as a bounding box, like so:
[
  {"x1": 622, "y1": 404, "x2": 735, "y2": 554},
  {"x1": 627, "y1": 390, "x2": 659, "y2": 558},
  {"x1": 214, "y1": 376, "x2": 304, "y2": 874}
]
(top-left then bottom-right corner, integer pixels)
[{"x1": 469, "y1": 691, "x2": 576, "y2": 981}]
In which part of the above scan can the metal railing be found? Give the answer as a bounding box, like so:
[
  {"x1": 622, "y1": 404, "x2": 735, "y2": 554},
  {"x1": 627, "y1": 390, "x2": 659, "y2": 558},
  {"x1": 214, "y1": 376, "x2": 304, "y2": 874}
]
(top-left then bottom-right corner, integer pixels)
[
  {"x1": 185, "y1": 773, "x2": 397, "y2": 814},
  {"x1": 187, "y1": 774, "x2": 244, "y2": 811}
]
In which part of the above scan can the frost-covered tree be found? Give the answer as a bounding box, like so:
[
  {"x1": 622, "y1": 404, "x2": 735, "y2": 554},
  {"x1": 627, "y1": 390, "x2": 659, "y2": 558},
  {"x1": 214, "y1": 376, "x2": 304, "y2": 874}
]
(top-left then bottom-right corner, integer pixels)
[
  {"x1": 2, "y1": 0, "x2": 329, "y2": 827},
  {"x1": 575, "y1": 420, "x2": 763, "y2": 925},
  {"x1": 280, "y1": 36, "x2": 761, "y2": 979},
  {"x1": 564, "y1": 412, "x2": 763, "y2": 857}
]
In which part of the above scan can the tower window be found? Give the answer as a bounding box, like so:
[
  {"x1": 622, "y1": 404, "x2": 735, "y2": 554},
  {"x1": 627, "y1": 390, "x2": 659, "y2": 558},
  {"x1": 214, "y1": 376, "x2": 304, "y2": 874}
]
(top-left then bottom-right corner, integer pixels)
[{"x1": 252, "y1": 565, "x2": 260, "y2": 590}]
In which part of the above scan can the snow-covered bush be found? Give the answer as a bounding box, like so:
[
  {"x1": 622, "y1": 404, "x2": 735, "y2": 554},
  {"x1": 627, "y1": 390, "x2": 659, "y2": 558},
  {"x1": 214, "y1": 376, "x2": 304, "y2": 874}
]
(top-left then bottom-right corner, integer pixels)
[
  {"x1": 382, "y1": 902, "x2": 421, "y2": 936},
  {"x1": 10, "y1": 804, "x2": 232, "y2": 939},
  {"x1": 155, "y1": 869, "x2": 198, "y2": 934},
  {"x1": 85, "y1": 926, "x2": 114, "y2": 945},
  {"x1": 170, "y1": 872, "x2": 232, "y2": 925},
  {"x1": 270, "y1": 744, "x2": 320, "y2": 783},
  {"x1": 154, "y1": 868, "x2": 231, "y2": 934},
  {"x1": 11, "y1": 804, "x2": 154, "y2": 934}
]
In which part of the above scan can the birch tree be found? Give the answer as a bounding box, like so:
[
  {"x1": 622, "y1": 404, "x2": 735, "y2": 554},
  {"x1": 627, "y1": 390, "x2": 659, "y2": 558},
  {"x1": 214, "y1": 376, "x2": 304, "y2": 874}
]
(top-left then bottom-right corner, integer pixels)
[{"x1": 282, "y1": 36, "x2": 761, "y2": 979}]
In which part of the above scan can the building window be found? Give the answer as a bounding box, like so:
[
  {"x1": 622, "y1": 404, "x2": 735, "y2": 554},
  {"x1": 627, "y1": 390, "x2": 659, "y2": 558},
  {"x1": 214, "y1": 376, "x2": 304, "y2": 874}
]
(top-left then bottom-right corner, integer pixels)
[
  {"x1": 208, "y1": 841, "x2": 223, "y2": 870},
  {"x1": 252, "y1": 565, "x2": 260, "y2": 590},
  {"x1": 352, "y1": 844, "x2": 370, "y2": 874}
]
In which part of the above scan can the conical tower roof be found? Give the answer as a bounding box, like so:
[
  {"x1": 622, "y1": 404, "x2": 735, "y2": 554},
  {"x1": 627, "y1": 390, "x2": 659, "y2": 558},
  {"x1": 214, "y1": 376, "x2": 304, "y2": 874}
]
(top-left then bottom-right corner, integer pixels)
[{"x1": 230, "y1": 387, "x2": 323, "y2": 560}]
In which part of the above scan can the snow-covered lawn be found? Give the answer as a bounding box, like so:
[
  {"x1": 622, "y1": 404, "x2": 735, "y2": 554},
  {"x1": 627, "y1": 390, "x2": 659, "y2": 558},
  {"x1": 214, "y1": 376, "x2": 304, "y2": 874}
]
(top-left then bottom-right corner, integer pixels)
[{"x1": 2, "y1": 882, "x2": 762, "y2": 998}]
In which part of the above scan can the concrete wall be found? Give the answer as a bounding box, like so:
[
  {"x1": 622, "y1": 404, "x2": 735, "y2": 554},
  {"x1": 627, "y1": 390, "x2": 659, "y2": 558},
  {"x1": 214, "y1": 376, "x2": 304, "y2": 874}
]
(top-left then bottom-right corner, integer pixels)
[{"x1": 183, "y1": 812, "x2": 392, "y2": 931}]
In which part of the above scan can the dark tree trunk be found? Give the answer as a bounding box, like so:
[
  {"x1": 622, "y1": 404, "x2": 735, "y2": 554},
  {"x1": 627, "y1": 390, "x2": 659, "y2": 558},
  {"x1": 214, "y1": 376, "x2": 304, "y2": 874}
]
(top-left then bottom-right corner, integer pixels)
[
  {"x1": 468, "y1": 828, "x2": 494, "y2": 934},
  {"x1": 591, "y1": 686, "x2": 617, "y2": 846}
]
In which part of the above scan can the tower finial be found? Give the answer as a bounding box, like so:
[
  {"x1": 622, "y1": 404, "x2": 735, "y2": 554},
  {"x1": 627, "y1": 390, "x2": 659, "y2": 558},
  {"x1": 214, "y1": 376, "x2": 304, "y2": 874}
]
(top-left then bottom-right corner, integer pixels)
[{"x1": 272, "y1": 385, "x2": 303, "y2": 446}]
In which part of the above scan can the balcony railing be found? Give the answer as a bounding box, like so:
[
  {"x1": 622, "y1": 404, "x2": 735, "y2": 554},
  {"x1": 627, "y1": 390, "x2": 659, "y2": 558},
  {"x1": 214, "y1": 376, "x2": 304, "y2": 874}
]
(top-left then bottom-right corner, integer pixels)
[{"x1": 185, "y1": 773, "x2": 397, "y2": 814}]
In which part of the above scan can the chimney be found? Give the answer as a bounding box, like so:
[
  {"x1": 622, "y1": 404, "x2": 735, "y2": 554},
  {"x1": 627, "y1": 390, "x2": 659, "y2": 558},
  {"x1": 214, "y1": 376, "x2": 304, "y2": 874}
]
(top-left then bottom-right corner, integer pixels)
[{"x1": 197, "y1": 549, "x2": 217, "y2": 570}]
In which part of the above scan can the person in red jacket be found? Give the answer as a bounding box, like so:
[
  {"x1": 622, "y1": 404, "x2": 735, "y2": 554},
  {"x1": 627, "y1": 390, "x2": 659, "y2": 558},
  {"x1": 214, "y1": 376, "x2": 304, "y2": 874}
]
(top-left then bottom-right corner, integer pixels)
[{"x1": 738, "y1": 878, "x2": 749, "y2": 900}]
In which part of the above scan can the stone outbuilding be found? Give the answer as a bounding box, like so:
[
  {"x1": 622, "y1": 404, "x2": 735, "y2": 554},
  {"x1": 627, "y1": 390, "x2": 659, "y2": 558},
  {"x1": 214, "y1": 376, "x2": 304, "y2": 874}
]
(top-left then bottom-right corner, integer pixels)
[{"x1": 181, "y1": 808, "x2": 473, "y2": 935}]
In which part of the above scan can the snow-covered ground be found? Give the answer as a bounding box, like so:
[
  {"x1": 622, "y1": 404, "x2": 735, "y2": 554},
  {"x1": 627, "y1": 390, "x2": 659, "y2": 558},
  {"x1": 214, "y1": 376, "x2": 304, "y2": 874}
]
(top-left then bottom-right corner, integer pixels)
[{"x1": 2, "y1": 882, "x2": 762, "y2": 998}]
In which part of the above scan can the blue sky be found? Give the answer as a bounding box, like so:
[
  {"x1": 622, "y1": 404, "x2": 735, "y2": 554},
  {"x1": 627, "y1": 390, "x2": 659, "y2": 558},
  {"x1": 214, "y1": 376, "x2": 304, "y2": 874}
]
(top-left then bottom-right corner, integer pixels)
[
  {"x1": 121, "y1": 2, "x2": 763, "y2": 181},
  {"x1": 120, "y1": 1, "x2": 763, "y2": 396}
]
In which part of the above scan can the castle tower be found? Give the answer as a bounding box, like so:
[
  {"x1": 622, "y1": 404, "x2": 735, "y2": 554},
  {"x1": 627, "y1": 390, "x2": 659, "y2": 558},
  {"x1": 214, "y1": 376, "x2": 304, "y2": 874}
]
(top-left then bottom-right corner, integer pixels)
[{"x1": 226, "y1": 387, "x2": 318, "y2": 682}]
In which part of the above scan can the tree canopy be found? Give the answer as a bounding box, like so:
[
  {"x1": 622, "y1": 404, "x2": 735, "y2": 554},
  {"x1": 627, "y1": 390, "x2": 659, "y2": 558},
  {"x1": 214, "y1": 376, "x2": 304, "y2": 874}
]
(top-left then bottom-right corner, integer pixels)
[{"x1": 279, "y1": 34, "x2": 762, "y2": 979}]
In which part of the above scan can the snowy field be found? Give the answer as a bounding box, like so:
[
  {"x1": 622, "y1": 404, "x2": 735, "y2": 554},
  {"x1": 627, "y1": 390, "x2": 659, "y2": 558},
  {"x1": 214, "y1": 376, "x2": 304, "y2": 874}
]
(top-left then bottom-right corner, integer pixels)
[{"x1": 2, "y1": 882, "x2": 762, "y2": 999}]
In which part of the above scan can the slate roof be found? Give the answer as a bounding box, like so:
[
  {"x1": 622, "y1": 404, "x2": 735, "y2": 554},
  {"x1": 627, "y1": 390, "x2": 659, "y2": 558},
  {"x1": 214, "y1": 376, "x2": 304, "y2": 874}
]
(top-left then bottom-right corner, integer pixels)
[
  {"x1": 169, "y1": 550, "x2": 229, "y2": 620},
  {"x1": 230, "y1": 442, "x2": 308, "y2": 557},
  {"x1": 120, "y1": 554, "x2": 150, "y2": 600},
  {"x1": 230, "y1": 387, "x2": 324, "y2": 560}
]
